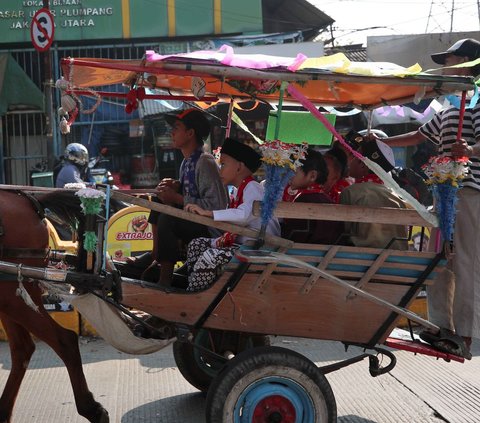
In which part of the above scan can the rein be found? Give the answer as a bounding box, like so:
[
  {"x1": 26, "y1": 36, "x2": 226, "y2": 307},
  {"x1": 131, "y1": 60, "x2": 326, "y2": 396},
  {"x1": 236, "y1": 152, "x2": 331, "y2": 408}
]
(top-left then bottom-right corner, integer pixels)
[{"x1": 0, "y1": 247, "x2": 50, "y2": 260}]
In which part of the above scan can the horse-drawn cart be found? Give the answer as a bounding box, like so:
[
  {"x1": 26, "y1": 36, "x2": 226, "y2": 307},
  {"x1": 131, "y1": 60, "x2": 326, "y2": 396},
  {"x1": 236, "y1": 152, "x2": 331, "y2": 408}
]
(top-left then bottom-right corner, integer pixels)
[{"x1": 0, "y1": 49, "x2": 476, "y2": 422}]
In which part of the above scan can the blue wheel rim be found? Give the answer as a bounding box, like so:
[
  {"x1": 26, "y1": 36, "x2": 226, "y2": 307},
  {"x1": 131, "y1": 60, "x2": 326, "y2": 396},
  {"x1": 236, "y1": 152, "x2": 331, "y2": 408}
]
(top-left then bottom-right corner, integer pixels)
[{"x1": 233, "y1": 376, "x2": 315, "y2": 423}]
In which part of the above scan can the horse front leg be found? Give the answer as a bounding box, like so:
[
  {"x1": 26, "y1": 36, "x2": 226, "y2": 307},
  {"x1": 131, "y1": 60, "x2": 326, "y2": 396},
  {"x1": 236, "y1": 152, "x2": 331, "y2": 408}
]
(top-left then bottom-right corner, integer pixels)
[
  {"x1": 3, "y1": 285, "x2": 109, "y2": 423},
  {"x1": 24, "y1": 311, "x2": 109, "y2": 423},
  {"x1": 0, "y1": 315, "x2": 36, "y2": 423}
]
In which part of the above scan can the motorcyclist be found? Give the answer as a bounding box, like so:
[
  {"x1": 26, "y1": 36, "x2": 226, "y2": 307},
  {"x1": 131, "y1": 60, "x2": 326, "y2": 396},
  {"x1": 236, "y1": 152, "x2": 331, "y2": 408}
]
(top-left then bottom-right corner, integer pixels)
[{"x1": 55, "y1": 143, "x2": 91, "y2": 187}]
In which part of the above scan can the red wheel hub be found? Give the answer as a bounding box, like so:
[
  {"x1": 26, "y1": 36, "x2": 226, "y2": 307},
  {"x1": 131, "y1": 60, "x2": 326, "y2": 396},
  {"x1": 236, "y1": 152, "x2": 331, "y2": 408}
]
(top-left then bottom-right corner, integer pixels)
[{"x1": 252, "y1": 395, "x2": 296, "y2": 422}]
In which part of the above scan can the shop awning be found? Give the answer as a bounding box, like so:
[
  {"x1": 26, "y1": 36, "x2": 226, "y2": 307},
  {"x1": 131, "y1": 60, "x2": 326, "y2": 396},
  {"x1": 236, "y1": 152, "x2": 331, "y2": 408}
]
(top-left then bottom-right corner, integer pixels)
[{"x1": 0, "y1": 54, "x2": 45, "y2": 115}]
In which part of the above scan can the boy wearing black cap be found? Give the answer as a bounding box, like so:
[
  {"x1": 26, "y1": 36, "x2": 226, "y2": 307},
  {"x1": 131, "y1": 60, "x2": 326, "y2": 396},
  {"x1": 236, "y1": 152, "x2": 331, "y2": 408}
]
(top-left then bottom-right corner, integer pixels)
[
  {"x1": 184, "y1": 137, "x2": 280, "y2": 291},
  {"x1": 142, "y1": 108, "x2": 228, "y2": 286},
  {"x1": 340, "y1": 140, "x2": 408, "y2": 250},
  {"x1": 380, "y1": 39, "x2": 480, "y2": 357}
]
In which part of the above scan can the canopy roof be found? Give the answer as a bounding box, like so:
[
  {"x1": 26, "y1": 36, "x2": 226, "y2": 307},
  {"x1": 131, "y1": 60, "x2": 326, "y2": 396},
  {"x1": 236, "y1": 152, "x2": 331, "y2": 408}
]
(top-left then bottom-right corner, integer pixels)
[
  {"x1": 0, "y1": 54, "x2": 44, "y2": 115},
  {"x1": 60, "y1": 49, "x2": 476, "y2": 110}
]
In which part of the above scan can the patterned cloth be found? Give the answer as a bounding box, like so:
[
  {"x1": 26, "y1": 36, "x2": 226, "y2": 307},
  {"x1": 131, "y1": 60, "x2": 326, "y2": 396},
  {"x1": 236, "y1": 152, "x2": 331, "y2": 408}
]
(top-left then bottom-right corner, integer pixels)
[
  {"x1": 185, "y1": 237, "x2": 238, "y2": 292},
  {"x1": 185, "y1": 178, "x2": 280, "y2": 291},
  {"x1": 179, "y1": 148, "x2": 202, "y2": 199}
]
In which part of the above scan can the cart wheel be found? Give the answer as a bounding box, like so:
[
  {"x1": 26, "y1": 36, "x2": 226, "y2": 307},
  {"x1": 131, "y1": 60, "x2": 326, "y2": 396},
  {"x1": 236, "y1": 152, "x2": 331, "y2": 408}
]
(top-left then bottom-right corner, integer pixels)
[
  {"x1": 206, "y1": 346, "x2": 336, "y2": 423},
  {"x1": 173, "y1": 329, "x2": 270, "y2": 393}
]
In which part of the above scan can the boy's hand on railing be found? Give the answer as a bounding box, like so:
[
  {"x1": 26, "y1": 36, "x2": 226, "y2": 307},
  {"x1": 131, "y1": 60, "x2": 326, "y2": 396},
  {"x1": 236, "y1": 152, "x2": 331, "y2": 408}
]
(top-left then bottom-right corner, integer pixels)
[{"x1": 185, "y1": 203, "x2": 213, "y2": 217}]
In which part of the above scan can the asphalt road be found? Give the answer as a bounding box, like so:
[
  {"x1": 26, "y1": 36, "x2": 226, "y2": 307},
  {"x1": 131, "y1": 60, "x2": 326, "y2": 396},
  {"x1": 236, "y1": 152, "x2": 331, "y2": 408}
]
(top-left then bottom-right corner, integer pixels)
[{"x1": 0, "y1": 336, "x2": 478, "y2": 422}]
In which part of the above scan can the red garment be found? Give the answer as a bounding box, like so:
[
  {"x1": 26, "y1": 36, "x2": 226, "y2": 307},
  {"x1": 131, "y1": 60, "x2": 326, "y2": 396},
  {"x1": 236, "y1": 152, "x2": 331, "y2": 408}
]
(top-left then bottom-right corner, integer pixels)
[
  {"x1": 230, "y1": 176, "x2": 254, "y2": 208},
  {"x1": 327, "y1": 178, "x2": 352, "y2": 203},
  {"x1": 355, "y1": 174, "x2": 384, "y2": 185},
  {"x1": 217, "y1": 176, "x2": 255, "y2": 247},
  {"x1": 292, "y1": 183, "x2": 324, "y2": 201},
  {"x1": 282, "y1": 184, "x2": 298, "y2": 202}
]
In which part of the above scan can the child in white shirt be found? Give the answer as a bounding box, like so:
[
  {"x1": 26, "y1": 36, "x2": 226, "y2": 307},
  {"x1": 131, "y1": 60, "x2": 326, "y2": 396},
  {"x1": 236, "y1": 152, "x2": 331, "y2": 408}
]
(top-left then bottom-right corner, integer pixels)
[{"x1": 185, "y1": 137, "x2": 280, "y2": 291}]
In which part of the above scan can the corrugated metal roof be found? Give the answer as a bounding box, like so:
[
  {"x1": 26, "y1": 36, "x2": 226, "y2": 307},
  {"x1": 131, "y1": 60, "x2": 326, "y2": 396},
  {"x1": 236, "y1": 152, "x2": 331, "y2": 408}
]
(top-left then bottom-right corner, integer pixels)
[
  {"x1": 326, "y1": 44, "x2": 367, "y2": 62},
  {"x1": 138, "y1": 89, "x2": 185, "y2": 118},
  {"x1": 262, "y1": 0, "x2": 334, "y2": 41}
]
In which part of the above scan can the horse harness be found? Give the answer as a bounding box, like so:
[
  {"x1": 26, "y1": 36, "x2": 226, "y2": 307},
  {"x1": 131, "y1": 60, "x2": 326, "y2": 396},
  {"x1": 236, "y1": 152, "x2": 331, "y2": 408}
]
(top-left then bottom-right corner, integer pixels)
[{"x1": 0, "y1": 190, "x2": 50, "y2": 261}]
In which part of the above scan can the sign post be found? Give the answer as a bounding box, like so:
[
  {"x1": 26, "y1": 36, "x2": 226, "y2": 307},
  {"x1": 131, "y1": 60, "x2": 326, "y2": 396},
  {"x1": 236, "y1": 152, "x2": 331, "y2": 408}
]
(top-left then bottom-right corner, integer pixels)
[
  {"x1": 32, "y1": 2, "x2": 57, "y2": 169},
  {"x1": 30, "y1": 8, "x2": 55, "y2": 52}
]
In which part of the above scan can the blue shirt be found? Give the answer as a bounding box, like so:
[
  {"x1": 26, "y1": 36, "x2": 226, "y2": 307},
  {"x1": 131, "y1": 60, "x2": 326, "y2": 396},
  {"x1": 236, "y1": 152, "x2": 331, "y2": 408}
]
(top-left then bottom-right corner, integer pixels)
[{"x1": 55, "y1": 162, "x2": 84, "y2": 187}]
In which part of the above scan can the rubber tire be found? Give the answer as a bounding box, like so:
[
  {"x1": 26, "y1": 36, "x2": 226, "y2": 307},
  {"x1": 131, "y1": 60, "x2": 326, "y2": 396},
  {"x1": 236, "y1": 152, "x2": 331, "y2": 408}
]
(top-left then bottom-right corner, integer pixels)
[
  {"x1": 205, "y1": 346, "x2": 337, "y2": 423},
  {"x1": 173, "y1": 329, "x2": 270, "y2": 393}
]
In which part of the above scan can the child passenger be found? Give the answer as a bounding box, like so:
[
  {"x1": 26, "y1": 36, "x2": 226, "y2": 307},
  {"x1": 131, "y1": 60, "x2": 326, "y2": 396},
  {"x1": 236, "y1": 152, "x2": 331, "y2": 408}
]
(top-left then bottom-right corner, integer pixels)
[
  {"x1": 323, "y1": 145, "x2": 352, "y2": 203},
  {"x1": 281, "y1": 148, "x2": 343, "y2": 244},
  {"x1": 340, "y1": 140, "x2": 408, "y2": 250},
  {"x1": 184, "y1": 137, "x2": 280, "y2": 291}
]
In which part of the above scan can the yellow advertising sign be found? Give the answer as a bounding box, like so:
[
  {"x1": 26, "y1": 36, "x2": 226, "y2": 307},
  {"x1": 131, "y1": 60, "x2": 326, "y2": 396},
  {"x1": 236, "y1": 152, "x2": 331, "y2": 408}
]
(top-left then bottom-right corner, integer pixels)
[
  {"x1": 107, "y1": 206, "x2": 153, "y2": 261},
  {"x1": 408, "y1": 226, "x2": 431, "y2": 252}
]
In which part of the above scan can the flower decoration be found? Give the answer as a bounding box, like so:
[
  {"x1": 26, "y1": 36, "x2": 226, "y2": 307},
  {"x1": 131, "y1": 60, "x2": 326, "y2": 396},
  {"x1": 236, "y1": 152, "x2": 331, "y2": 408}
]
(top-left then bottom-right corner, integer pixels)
[
  {"x1": 422, "y1": 155, "x2": 469, "y2": 241},
  {"x1": 422, "y1": 155, "x2": 469, "y2": 187},
  {"x1": 259, "y1": 140, "x2": 307, "y2": 228},
  {"x1": 75, "y1": 188, "x2": 106, "y2": 252},
  {"x1": 212, "y1": 146, "x2": 222, "y2": 166},
  {"x1": 64, "y1": 182, "x2": 87, "y2": 190},
  {"x1": 260, "y1": 140, "x2": 307, "y2": 170}
]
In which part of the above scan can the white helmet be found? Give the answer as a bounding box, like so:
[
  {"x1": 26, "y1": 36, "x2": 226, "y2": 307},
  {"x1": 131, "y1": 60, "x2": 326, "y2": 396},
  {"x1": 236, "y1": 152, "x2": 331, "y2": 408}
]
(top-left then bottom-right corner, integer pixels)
[
  {"x1": 64, "y1": 143, "x2": 89, "y2": 166},
  {"x1": 358, "y1": 129, "x2": 388, "y2": 139}
]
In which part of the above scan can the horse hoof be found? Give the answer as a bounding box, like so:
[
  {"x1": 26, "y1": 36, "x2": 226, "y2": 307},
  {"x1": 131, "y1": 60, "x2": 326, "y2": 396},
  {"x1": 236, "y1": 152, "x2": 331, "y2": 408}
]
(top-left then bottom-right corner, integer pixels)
[
  {"x1": 90, "y1": 406, "x2": 109, "y2": 423},
  {"x1": 98, "y1": 408, "x2": 109, "y2": 423}
]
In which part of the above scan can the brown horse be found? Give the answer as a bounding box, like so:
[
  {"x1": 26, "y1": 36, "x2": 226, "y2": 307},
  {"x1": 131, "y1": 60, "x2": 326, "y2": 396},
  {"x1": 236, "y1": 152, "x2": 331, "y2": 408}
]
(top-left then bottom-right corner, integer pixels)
[{"x1": 0, "y1": 190, "x2": 108, "y2": 423}]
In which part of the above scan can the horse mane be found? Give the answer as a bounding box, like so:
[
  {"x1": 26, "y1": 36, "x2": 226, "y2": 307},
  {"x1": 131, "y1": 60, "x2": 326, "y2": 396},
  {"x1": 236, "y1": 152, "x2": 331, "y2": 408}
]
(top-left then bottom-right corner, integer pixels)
[{"x1": 35, "y1": 190, "x2": 84, "y2": 227}]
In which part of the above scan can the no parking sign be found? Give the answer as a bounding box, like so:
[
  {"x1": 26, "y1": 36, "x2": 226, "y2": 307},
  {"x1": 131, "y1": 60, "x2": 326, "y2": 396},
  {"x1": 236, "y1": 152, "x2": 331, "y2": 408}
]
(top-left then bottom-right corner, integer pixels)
[{"x1": 30, "y1": 8, "x2": 55, "y2": 52}]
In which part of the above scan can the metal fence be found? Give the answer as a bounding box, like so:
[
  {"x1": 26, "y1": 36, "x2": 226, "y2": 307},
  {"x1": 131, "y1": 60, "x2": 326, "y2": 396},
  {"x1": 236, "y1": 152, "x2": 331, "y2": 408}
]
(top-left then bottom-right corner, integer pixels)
[{"x1": 0, "y1": 41, "x2": 159, "y2": 185}]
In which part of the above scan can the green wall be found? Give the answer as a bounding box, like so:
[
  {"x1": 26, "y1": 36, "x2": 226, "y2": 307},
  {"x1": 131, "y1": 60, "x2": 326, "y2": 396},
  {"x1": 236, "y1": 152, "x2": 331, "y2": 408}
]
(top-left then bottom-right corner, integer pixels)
[{"x1": 0, "y1": 0, "x2": 263, "y2": 44}]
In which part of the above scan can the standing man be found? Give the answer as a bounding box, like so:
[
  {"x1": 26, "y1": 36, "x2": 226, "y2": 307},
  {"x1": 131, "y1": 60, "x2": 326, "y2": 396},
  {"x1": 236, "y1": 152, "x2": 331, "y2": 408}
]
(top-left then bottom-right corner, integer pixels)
[{"x1": 381, "y1": 39, "x2": 480, "y2": 358}]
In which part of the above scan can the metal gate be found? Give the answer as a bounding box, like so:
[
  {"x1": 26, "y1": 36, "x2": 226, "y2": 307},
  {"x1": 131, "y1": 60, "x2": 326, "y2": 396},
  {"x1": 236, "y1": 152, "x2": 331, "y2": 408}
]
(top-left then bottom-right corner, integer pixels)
[
  {"x1": 0, "y1": 41, "x2": 194, "y2": 185},
  {"x1": 1, "y1": 110, "x2": 49, "y2": 185}
]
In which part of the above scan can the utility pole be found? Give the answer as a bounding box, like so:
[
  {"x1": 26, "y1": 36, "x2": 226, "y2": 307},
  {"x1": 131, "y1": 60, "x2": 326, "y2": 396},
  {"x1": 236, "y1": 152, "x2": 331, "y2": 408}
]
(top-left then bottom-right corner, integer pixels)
[
  {"x1": 425, "y1": 0, "x2": 457, "y2": 33},
  {"x1": 450, "y1": 0, "x2": 455, "y2": 32},
  {"x1": 42, "y1": 0, "x2": 56, "y2": 163},
  {"x1": 477, "y1": 0, "x2": 480, "y2": 28}
]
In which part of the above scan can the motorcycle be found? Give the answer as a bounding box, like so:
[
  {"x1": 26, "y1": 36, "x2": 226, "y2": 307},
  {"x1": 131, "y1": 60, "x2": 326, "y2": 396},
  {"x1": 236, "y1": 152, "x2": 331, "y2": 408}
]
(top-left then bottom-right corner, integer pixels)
[{"x1": 88, "y1": 147, "x2": 116, "y2": 187}]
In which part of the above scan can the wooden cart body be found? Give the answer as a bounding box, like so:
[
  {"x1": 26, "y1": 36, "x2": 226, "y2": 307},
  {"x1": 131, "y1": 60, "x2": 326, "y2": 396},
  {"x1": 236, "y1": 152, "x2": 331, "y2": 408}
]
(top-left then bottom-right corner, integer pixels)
[{"x1": 121, "y1": 242, "x2": 444, "y2": 347}]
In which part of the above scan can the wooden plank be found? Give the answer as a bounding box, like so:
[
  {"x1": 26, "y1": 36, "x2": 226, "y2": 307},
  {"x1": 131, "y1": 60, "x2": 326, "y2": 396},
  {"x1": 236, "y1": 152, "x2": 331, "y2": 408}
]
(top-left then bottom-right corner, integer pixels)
[
  {"x1": 252, "y1": 201, "x2": 436, "y2": 227},
  {"x1": 237, "y1": 250, "x2": 439, "y2": 331},
  {"x1": 206, "y1": 272, "x2": 422, "y2": 344},
  {"x1": 301, "y1": 245, "x2": 340, "y2": 294},
  {"x1": 292, "y1": 243, "x2": 439, "y2": 259},
  {"x1": 110, "y1": 190, "x2": 293, "y2": 249},
  {"x1": 349, "y1": 250, "x2": 390, "y2": 295},
  {"x1": 253, "y1": 247, "x2": 288, "y2": 293}
]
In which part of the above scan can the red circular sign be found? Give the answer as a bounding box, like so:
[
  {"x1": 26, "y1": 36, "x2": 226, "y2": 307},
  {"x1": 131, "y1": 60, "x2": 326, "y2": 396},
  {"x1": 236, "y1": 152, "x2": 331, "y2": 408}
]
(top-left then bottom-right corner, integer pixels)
[{"x1": 30, "y1": 8, "x2": 55, "y2": 52}]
